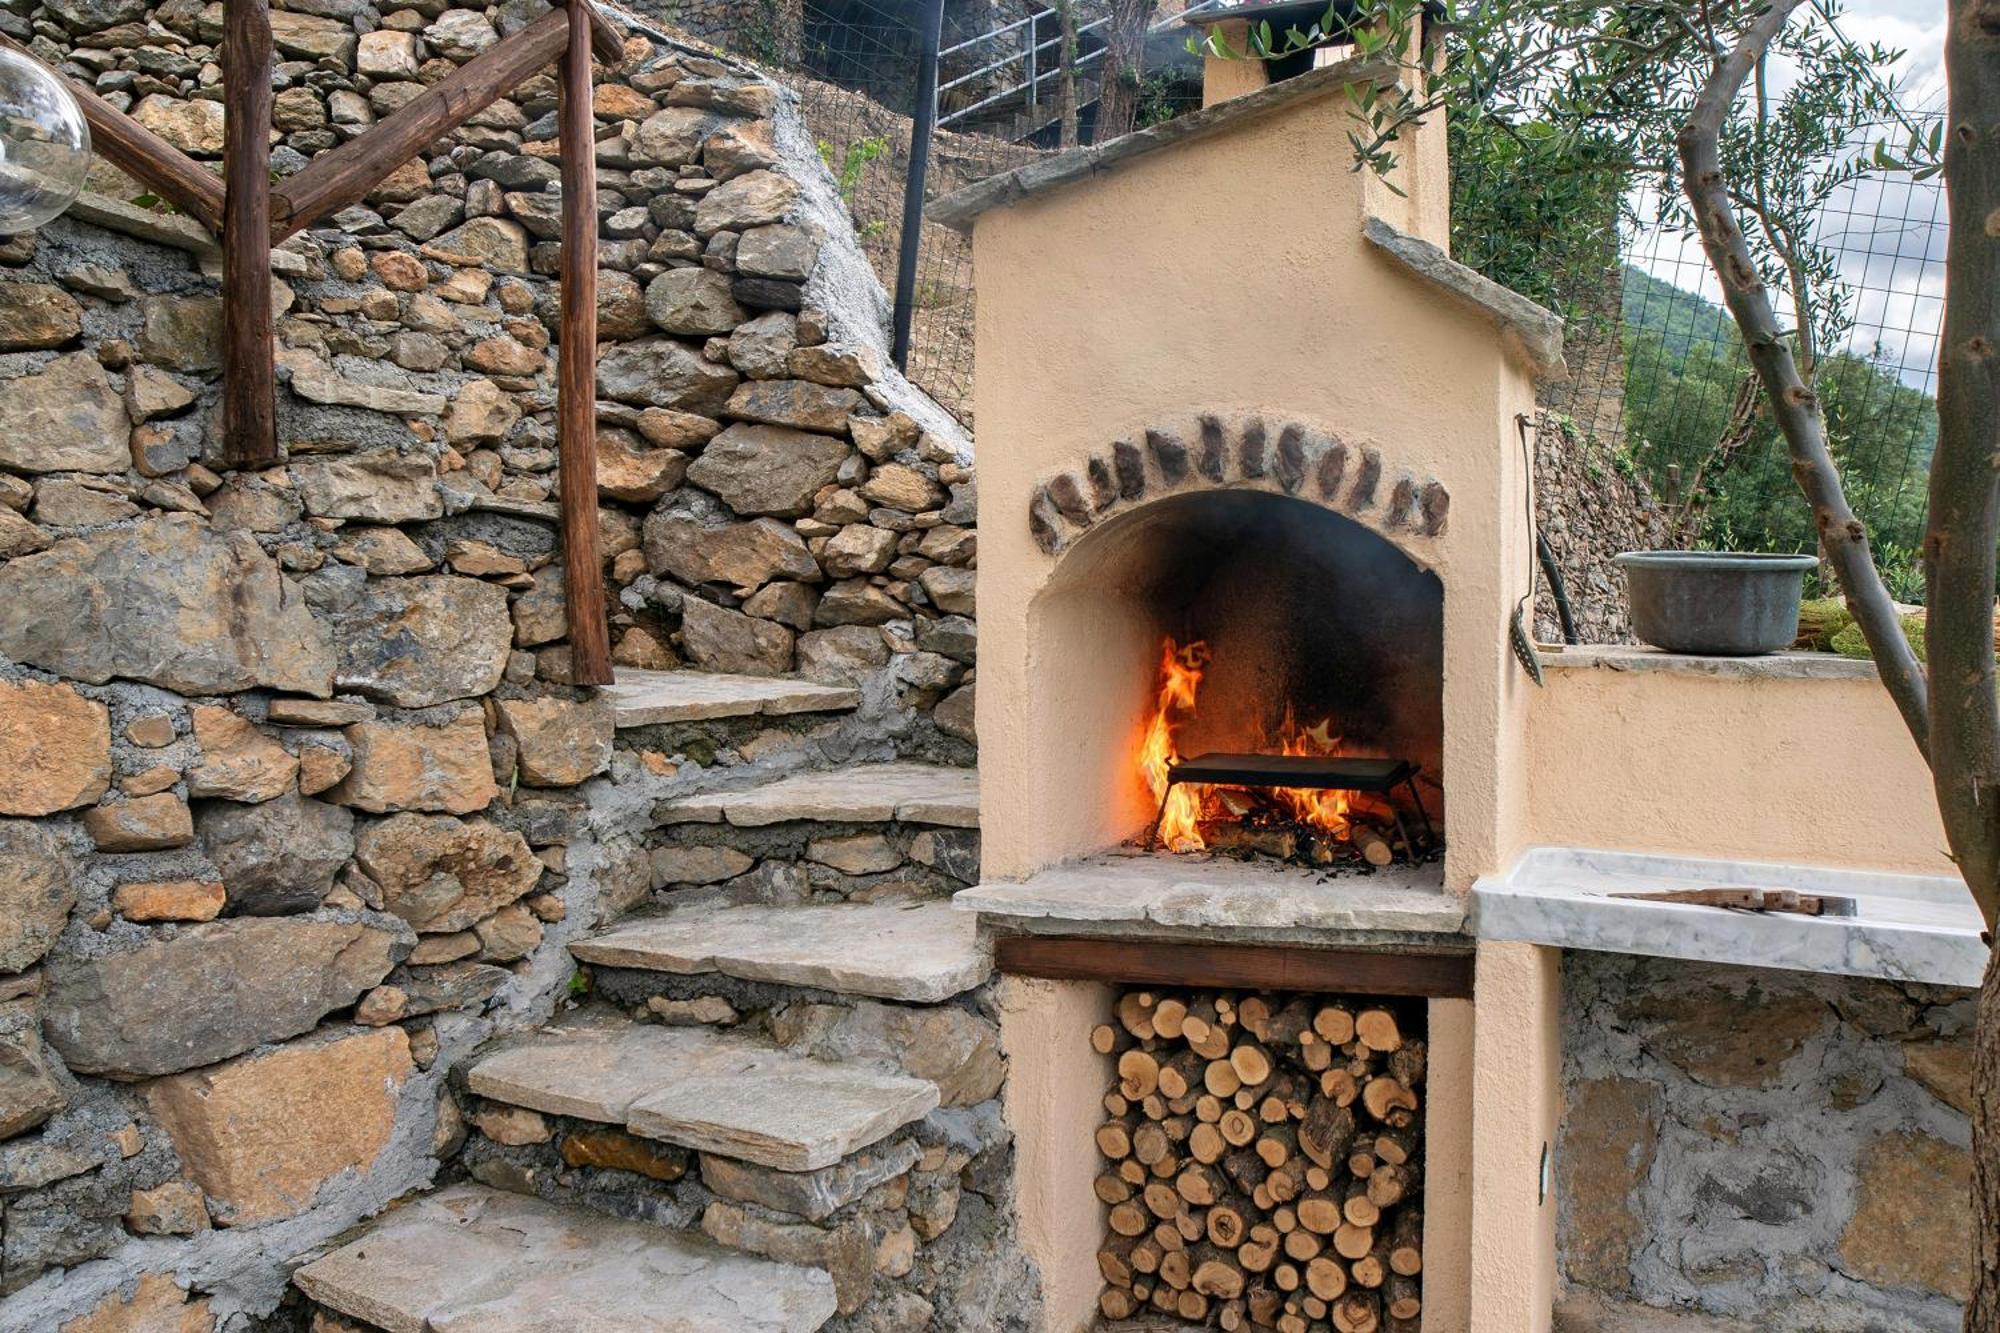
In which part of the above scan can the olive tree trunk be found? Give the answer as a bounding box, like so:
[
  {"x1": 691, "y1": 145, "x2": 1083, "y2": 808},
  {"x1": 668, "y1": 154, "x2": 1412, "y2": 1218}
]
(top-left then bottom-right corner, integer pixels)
[{"x1": 1680, "y1": 2, "x2": 2000, "y2": 1327}]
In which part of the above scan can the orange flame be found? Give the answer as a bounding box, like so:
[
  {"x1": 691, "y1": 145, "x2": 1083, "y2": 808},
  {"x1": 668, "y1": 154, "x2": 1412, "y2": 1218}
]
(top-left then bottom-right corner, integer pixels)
[{"x1": 1139, "y1": 637, "x2": 1382, "y2": 854}]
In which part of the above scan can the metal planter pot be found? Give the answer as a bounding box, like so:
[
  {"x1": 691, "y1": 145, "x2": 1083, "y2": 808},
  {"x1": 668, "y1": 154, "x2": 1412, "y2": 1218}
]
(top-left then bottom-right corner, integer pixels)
[{"x1": 1614, "y1": 551, "x2": 1818, "y2": 656}]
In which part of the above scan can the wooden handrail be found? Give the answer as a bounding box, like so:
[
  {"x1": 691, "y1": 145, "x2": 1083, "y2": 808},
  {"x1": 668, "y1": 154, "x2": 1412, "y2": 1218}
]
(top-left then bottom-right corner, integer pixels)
[{"x1": 0, "y1": 32, "x2": 224, "y2": 234}]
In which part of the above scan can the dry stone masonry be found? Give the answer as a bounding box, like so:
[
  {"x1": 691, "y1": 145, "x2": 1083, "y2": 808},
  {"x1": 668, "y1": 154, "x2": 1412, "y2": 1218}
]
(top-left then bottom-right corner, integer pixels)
[{"x1": 0, "y1": 2, "x2": 1001, "y2": 1328}]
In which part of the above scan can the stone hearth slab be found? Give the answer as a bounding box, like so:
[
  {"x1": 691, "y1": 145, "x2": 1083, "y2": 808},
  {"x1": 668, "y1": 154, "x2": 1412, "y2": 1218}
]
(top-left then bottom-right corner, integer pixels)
[
  {"x1": 1473, "y1": 846, "x2": 1986, "y2": 987},
  {"x1": 467, "y1": 1013, "x2": 939, "y2": 1171},
  {"x1": 956, "y1": 853, "x2": 1464, "y2": 941},
  {"x1": 604, "y1": 668, "x2": 859, "y2": 727},
  {"x1": 294, "y1": 1183, "x2": 836, "y2": 1333},
  {"x1": 658, "y1": 762, "x2": 979, "y2": 828},
  {"x1": 570, "y1": 899, "x2": 991, "y2": 1002}
]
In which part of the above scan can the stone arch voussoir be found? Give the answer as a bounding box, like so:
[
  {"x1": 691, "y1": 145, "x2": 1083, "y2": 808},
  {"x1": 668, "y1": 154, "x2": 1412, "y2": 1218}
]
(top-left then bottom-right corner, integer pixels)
[{"x1": 1026, "y1": 411, "x2": 1451, "y2": 557}]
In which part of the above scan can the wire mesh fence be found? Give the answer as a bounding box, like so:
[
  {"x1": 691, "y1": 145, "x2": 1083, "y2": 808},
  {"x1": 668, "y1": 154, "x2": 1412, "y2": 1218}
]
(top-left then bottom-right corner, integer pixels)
[
  {"x1": 638, "y1": 0, "x2": 1198, "y2": 422},
  {"x1": 1462, "y1": 102, "x2": 1949, "y2": 600}
]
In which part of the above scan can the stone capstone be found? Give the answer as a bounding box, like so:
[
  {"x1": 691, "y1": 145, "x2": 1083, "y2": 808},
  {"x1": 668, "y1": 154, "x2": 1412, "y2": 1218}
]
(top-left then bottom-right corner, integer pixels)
[
  {"x1": 686, "y1": 423, "x2": 850, "y2": 517},
  {"x1": 0, "y1": 821, "x2": 76, "y2": 973},
  {"x1": 0, "y1": 352, "x2": 130, "y2": 475},
  {"x1": 40, "y1": 919, "x2": 399, "y2": 1078},
  {"x1": 147, "y1": 1026, "x2": 413, "y2": 1226},
  {"x1": 197, "y1": 792, "x2": 355, "y2": 915},
  {"x1": 0, "y1": 678, "x2": 109, "y2": 816},
  {"x1": 329, "y1": 575, "x2": 513, "y2": 707},
  {"x1": 354, "y1": 813, "x2": 543, "y2": 933},
  {"x1": 0, "y1": 516, "x2": 336, "y2": 697}
]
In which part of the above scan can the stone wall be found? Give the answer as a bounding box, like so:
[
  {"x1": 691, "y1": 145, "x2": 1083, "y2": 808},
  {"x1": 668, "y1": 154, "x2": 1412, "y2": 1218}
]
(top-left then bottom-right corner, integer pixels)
[
  {"x1": 0, "y1": 3, "x2": 980, "y2": 1327},
  {"x1": 1556, "y1": 951, "x2": 1974, "y2": 1332}
]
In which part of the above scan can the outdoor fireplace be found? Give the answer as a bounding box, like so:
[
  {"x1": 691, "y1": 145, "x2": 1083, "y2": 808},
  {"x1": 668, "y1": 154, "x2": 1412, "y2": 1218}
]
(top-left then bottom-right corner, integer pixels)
[
  {"x1": 1123, "y1": 488, "x2": 1444, "y2": 868},
  {"x1": 1022, "y1": 483, "x2": 1447, "y2": 877}
]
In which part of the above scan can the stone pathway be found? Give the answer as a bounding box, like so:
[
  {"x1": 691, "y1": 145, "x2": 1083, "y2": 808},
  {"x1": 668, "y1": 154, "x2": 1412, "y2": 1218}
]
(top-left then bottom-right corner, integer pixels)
[
  {"x1": 657, "y1": 761, "x2": 980, "y2": 828},
  {"x1": 294, "y1": 1183, "x2": 837, "y2": 1333},
  {"x1": 570, "y1": 897, "x2": 991, "y2": 1002}
]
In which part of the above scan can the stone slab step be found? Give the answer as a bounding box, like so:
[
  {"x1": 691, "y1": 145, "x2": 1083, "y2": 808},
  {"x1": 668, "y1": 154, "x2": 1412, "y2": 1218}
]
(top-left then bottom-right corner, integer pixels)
[
  {"x1": 293, "y1": 1183, "x2": 836, "y2": 1333},
  {"x1": 467, "y1": 1013, "x2": 940, "y2": 1171},
  {"x1": 658, "y1": 761, "x2": 979, "y2": 828},
  {"x1": 570, "y1": 898, "x2": 992, "y2": 1003},
  {"x1": 605, "y1": 668, "x2": 860, "y2": 728}
]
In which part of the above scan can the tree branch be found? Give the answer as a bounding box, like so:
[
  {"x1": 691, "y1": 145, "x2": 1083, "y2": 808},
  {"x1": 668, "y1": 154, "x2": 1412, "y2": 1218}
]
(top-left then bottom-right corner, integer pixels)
[
  {"x1": 1927, "y1": 0, "x2": 2000, "y2": 931},
  {"x1": 1675, "y1": 0, "x2": 1932, "y2": 760}
]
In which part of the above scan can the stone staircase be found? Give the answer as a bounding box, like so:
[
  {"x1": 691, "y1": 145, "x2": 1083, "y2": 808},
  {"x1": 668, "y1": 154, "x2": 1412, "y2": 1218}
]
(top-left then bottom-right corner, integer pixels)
[{"x1": 291, "y1": 669, "x2": 1014, "y2": 1332}]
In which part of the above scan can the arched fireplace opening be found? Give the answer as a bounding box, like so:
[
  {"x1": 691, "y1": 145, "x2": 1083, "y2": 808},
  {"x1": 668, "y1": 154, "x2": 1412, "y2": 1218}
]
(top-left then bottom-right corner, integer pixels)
[{"x1": 1031, "y1": 488, "x2": 1445, "y2": 872}]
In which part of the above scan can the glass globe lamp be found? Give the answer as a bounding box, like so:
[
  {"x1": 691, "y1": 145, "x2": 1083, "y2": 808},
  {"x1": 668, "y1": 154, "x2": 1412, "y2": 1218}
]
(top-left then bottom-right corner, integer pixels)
[{"x1": 0, "y1": 47, "x2": 89, "y2": 234}]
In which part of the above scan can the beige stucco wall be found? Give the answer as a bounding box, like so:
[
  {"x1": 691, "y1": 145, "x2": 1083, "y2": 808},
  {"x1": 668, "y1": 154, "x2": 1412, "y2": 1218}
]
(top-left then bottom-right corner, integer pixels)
[
  {"x1": 1200, "y1": 19, "x2": 1270, "y2": 105},
  {"x1": 1469, "y1": 941, "x2": 1563, "y2": 1333},
  {"x1": 969, "y1": 75, "x2": 1540, "y2": 895},
  {"x1": 1527, "y1": 665, "x2": 1950, "y2": 875},
  {"x1": 998, "y1": 975, "x2": 1121, "y2": 1332}
]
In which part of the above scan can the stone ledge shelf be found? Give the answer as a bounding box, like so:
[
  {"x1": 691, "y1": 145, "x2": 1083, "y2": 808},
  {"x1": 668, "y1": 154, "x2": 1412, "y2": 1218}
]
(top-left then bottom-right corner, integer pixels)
[
  {"x1": 955, "y1": 852, "x2": 1465, "y2": 947},
  {"x1": 1472, "y1": 847, "x2": 1986, "y2": 987},
  {"x1": 1538, "y1": 643, "x2": 1880, "y2": 681}
]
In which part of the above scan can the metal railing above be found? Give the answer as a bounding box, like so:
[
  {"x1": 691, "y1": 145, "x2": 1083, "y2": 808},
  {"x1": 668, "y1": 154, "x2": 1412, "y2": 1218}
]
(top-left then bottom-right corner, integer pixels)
[{"x1": 936, "y1": 8, "x2": 1110, "y2": 126}]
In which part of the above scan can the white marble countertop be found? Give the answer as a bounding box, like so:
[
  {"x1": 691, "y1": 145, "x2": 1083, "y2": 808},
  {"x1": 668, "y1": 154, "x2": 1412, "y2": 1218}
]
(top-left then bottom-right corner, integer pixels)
[
  {"x1": 1473, "y1": 846, "x2": 1986, "y2": 987},
  {"x1": 956, "y1": 851, "x2": 1464, "y2": 945}
]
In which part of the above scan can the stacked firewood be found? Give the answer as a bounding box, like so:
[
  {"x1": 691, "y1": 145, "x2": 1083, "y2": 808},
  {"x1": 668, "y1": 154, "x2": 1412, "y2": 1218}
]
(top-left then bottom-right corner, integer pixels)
[{"x1": 1092, "y1": 989, "x2": 1425, "y2": 1333}]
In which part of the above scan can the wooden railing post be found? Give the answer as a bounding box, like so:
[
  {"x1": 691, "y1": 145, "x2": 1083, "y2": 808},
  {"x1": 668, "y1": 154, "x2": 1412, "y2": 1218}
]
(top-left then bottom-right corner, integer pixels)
[
  {"x1": 222, "y1": 0, "x2": 276, "y2": 469},
  {"x1": 556, "y1": 0, "x2": 611, "y2": 686}
]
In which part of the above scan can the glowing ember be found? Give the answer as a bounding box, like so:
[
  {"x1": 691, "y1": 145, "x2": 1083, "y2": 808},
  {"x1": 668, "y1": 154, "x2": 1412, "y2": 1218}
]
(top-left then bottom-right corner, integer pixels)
[{"x1": 1137, "y1": 636, "x2": 1392, "y2": 857}]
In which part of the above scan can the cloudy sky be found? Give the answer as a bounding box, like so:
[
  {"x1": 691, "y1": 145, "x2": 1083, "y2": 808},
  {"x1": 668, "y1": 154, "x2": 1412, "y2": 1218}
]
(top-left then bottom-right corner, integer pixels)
[{"x1": 1629, "y1": 0, "x2": 1949, "y2": 396}]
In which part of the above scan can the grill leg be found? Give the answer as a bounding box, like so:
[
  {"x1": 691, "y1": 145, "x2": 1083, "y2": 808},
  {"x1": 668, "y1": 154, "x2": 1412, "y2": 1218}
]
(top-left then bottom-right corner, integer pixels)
[{"x1": 1402, "y1": 777, "x2": 1438, "y2": 852}]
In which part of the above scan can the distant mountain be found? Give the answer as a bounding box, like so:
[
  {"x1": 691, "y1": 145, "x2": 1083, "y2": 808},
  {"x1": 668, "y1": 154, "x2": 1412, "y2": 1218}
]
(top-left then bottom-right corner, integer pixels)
[{"x1": 1620, "y1": 264, "x2": 1736, "y2": 360}]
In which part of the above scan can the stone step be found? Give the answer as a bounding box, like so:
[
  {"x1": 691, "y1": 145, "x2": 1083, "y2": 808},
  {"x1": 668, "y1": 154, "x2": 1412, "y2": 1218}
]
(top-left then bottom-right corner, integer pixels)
[
  {"x1": 657, "y1": 761, "x2": 979, "y2": 828},
  {"x1": 570, "y1": 898, "x2": 992, "y2": 1003},
  {"x1": 466, "y1": 1012, "x2": 940, "y2": 1171},
  {"x1": 604, "y1": 668, "x2": 860, "y2": 728},
  {"x1": 293, "y1": 1183, "x2": 836, "y2": 1333}
]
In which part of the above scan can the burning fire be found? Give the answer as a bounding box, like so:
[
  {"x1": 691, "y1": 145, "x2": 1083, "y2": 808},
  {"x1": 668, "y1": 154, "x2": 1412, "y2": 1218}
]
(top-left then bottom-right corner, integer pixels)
[{"x1": 1137, "y1": 636, "x2": 1384, "y2": 856}]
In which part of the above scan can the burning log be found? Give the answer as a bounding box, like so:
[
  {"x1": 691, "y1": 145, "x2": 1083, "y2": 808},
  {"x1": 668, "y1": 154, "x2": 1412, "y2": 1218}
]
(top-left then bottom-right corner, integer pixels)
[{"x1": 1095, "y1": 987, "x2": 1424, "y2": 1330}]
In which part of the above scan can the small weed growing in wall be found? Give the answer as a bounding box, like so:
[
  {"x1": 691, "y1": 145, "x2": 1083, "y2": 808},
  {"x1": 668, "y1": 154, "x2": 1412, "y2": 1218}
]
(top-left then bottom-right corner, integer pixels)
[{"x1": 818, "y1": 135, "x2": 889, "y2": 237}]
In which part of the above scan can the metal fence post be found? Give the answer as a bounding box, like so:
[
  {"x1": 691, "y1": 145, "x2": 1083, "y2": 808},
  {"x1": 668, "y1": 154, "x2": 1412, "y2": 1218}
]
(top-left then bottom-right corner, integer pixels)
[{"x1": 891, "y1": 0, "x2": 944, "y2": 371}]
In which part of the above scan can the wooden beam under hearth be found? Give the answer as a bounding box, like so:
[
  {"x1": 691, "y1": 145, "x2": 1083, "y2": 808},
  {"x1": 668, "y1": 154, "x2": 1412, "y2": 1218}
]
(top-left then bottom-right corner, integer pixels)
[{"x1": 993, "y1": 937, "x2": 1474, "y2": 998}]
